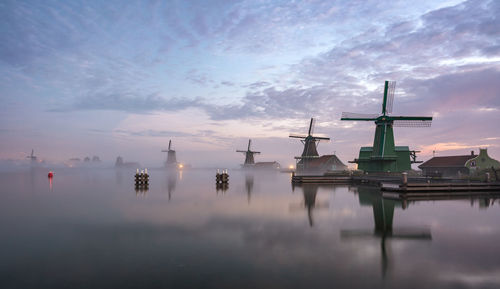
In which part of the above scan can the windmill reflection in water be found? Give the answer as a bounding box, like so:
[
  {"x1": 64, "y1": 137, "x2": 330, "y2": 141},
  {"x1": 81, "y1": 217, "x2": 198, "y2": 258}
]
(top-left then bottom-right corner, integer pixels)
[{"x1": 341, "y1": 186, "x2": 432, "y2": 278}]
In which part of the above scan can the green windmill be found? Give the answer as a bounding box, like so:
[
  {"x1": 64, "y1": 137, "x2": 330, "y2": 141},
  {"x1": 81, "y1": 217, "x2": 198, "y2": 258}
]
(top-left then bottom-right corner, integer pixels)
[{"x1": 341, "y1": 81, "x2": 432, "y2": 173}]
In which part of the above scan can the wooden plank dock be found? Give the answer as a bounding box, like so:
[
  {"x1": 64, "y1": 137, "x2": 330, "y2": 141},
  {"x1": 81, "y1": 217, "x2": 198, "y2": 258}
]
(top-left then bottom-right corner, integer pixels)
[
  {"x1": 381, "y1": 181, "x2": 500, "y2": 200},
  {"x1": 381, "y1": 182, "x2": 500, "y2": 192},
  {"x1": 291, "y1": 172, "x2": 500, "y2": 200},
  {"x1": 291, "y1": 174, "x2": 352, "y2": 184}
]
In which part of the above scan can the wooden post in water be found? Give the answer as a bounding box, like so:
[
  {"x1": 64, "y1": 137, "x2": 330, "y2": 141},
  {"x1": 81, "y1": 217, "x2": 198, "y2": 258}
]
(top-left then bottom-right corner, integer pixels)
[{"x1": 402, "y1": 172, "x2": 408, "y2": 186}]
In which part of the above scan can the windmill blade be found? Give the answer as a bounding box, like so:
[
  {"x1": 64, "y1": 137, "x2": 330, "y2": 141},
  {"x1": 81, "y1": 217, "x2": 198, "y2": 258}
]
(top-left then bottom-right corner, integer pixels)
[
  {"x1": 386, "y1": 81, "x2": 396, "y2": 114},
  {"x1": 253, "y1": 151, "x2": 261, "y2": 154},
  {"x1": 309, "y1": 118, "x2": 316, "y2": 136},
  {"x1": 247, "y1": 139, "x2": 252, "y2": 150},
  {"x1": 312, "y1": 136, "x2": 330, "y2": 141},
  {"x1": 341, "y1": 112, "x2": 379, "y2": 120},
  {"x1": 236, "y1": 150, "x2": 247, "y2": 153},
  {"x1": 289, "y1": 134, "x2": 307, "y2": 139},
  {"x1": 393, "y1": 119, "x2": 432, "y2": 127},
  {"x1": 168, "y1": 140, "x2": 172, "y2": 150}
]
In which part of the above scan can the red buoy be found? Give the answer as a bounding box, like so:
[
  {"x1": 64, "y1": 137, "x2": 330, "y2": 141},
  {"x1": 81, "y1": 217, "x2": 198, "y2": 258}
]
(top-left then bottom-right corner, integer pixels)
[{"x1": 48, "y1": 171, "x2": 54, "y2": 178}]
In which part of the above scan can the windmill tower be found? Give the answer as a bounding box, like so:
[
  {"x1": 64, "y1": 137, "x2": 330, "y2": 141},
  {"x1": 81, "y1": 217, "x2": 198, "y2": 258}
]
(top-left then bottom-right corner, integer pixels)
[
  {"x1": 236, "y1": 139, "x2": 260, "y2": 167},
  {"x1": 161, "y1": 140, "x2": 178, "y2": 168},
  {"x1": 289, "y1": 118, "x2": 330, "y2": 170},
  {"x1": 341, "y1": 81, "x2": 432, "y2": 172},
  {"x1": 26, "y1": 149, "x2": 37, "y2": 163}
]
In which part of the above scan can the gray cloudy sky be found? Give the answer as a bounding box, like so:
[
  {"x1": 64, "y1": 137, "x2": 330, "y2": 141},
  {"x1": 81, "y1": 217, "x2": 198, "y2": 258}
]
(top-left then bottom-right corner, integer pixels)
[{"x1": 0, "y1": 0, "x2": 499, "y2": 167}]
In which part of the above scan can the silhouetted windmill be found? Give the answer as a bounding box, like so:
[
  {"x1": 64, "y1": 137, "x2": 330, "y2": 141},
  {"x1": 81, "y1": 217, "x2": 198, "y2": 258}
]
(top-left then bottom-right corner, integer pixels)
[
  {"x1": 26, "y1": 149, "x2": 37, "y2": 162},
  {"x1": 237, "y1": 139, "x2": 260, "y2": 167},
  {"x1": 289, "y1": 118, "x2": 330, "y2": 170},
  {"x1": 161, "y1": 140, "x2": 178, "y2": 168},
  {"x1": 341, "y1": 81, "x2": 433, "y2": 172}
]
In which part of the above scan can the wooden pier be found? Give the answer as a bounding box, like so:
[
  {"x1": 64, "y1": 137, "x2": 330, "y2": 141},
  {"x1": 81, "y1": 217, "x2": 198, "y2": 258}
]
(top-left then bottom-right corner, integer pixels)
[
  {"x1": 291, "y1": 174, "x2": 351, "y2": 184},
  {"x1": 291, "y1": 171, "x2": 500, "y2": 200},
  {"x1": 381, "y1": 181, "x2": 500, "y2": 192},
  {"x1": 381, "y1": 181, "x2": 500, "y2": 200}
]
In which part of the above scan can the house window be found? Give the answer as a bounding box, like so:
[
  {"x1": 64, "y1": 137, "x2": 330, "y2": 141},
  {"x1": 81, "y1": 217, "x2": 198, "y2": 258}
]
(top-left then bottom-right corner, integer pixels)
[{"x1": 470, "y1": 161, "x2": 476, "y2": 167}]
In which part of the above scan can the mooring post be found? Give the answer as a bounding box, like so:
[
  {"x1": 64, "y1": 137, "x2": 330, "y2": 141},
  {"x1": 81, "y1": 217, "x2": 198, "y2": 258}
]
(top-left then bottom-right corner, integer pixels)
[{"x1": 402, "y1": 172, "x2": 408, "y2": 186}]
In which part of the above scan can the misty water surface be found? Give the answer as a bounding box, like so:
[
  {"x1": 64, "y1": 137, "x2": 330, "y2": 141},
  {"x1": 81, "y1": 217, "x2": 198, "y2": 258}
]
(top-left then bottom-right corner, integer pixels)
[{"x1": 0, "y1": 168, "x2": 499, "y2": 289}]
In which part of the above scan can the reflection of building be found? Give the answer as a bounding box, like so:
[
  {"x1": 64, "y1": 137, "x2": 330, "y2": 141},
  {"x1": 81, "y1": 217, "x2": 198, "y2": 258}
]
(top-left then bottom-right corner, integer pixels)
[
  {"x1": 342, "y1": 186, "x2": 431, "y2": 278},
  {"x1": 292, "y1": 184, "x2": 329, "y2": 227},
  {"x1": 166, "y1": 172, "x2": 177, "y2": 200},
  {"x1": 216, "y1": 182, "x2": 228, "y2": 194},
  {"x1": 303, "y1": 184, "x2": 318, "y2": 227},
  {"x1": 245, "y1": 174, "x2": 254, "y2": 203}
]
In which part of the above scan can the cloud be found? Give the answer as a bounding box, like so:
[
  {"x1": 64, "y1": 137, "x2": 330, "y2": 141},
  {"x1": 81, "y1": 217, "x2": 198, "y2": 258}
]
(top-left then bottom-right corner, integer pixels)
[
  {"x1": 113, "y1": 129, "x2": 195, "y2": 138},
  {"x1": 401, "y1": 68, "x2": 500, "y2": 113},
  {"x1": 70, "y1": 92, "x2": 201, "y2": 113},
  {"x1": 202, "y1": 85, "x2": 344, "y2": 120},
  {"x1": 185, "y1": 69, "x2": 213, "y2": 86},
  {"x1": 243, "y1": 81, "x2": 272, "y2": 90}
]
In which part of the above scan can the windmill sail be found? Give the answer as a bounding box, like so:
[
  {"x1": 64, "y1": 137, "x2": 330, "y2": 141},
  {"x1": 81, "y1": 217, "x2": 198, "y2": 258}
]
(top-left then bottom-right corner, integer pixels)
[
  {"x1": 289, "y1": 134, "x2": 308, "y2": 138},
  {"x1": 162, "y1": 139, "x2": 178, "y2": 166},
  {"x1": 385, "y1": 81, "x2": 396, "y2": 114},
  {"x1": 341, "y1": 112, "x2": 379, "y2": 120},
  {"x1": 309, "y1": 118, "x2": 316, "y2": 135},
  {"x1": 289, "y1": 118, "x2": 331, "y2": 170},
  {"x1": 393, "y1": 119, "x2": 432, "y2": 127},
  {"x1": 340, "y1": 80, "x2": 433, "y2": 172},
  {"x1": 237, "y1": 139, "x2": 260, "y2": 166}
]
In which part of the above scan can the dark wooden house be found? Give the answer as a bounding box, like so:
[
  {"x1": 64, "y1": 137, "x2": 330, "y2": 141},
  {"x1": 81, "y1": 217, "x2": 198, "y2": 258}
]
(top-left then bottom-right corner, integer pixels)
[{"x1": 418, "y1": 151, "x2": 476, "y2": 177}]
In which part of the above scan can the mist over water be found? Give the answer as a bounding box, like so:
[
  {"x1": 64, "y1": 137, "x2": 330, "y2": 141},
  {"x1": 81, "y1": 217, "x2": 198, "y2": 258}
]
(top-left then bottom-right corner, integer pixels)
[{"x1": 1, "y1": 167, "x2": 499, "y2": 288}]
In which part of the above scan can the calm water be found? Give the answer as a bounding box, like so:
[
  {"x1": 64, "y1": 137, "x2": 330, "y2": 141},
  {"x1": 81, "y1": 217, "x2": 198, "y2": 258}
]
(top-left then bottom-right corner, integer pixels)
[{"x1": 1, "y1": 168, "x2": 499, "y2": 289}]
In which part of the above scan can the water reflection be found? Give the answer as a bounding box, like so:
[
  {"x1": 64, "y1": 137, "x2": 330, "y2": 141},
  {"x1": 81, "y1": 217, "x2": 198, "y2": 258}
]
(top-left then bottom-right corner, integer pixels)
[
  {"x1": 291, "y1": 184, "x2": 329, "y2": 227},
  {"x1": 245, "y1": 173, "x2": 254, "y2": 203},
  {"x1": 115, "y1": 170, "x2": 123, "y2": 185},
  {"x1": 135, "y1": 183, "x2": 149, "y2": 196},
  {"x1": 166, "y1": 172, "x2": 177, "y2": 201},
  {"x1": 342, "y1": 186, "x2": 432, "y2": 278},
  {"x1": 216, "y1": 182, "x2": 229, "y2": 194},
  {"x1": 2, "y1": 169, "x2": 500, "y2": 288}
]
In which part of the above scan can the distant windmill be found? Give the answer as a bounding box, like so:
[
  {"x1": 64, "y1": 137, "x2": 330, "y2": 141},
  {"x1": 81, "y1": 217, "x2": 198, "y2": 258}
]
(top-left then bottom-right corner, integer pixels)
[
  {"x1": 341, "y1": 81, "x2": 433, "y2": 172},
  {"x1": 289, "y1": 118, "x2": 330, "y2": 170},
  {"x1": 26, "y1": 149, "x2": 37, "y2": 162},
  {"x1": 161, "y1": 140, "x2": 178, "y2": 168},
  {"x1": 237, "y1": 139, "x2": 260, "y2": 167}
]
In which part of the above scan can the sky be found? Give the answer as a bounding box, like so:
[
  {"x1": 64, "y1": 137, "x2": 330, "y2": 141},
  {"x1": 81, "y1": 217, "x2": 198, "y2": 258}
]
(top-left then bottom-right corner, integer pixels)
[{"x1": 0, "y1": 0, "x2": 499, "y2": 168}]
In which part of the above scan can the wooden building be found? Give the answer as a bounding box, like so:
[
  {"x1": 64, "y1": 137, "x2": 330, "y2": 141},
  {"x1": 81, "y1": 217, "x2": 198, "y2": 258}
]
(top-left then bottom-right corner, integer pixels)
[{"x1": 418, "y1": 151, "x2": 477, "y2": 177}]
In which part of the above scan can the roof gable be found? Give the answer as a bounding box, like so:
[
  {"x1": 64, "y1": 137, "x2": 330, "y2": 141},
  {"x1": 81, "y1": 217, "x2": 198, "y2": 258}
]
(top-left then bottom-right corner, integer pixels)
[{"x1": 418, "y1": 155, "x2": 476, "y2": 168}]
